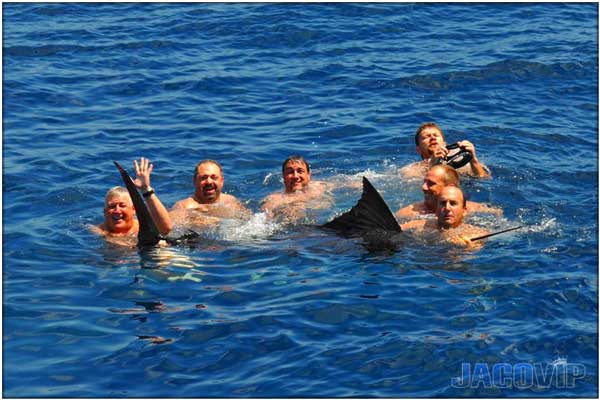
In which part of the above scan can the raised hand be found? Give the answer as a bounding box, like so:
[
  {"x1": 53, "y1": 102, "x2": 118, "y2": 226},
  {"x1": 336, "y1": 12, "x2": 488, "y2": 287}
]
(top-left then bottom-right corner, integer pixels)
[{"x1": 133, "y1": 157, "x2": 153, "y2": 192}]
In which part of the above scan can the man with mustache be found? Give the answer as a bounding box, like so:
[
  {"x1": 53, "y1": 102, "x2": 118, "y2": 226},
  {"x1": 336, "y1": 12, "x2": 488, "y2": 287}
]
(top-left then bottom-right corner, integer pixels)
[
  {"x1": 171, "y1": 159, "x2": 250, "y2": 224},
  {"x1": 396, "y1": 164, "x2": 501, "y2": 219},
  {"x1": 401, "y1": 122, "x2": 490, "y2": 179},
  {"x1": 400, "y1": 185, "x2": 489, "y2": 248}
]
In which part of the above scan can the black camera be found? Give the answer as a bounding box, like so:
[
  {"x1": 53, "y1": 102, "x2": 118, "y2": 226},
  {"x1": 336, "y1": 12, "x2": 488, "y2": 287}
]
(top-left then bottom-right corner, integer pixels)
[{"x1": 440, "y1": 142, "x2": 472, "y2": 169}]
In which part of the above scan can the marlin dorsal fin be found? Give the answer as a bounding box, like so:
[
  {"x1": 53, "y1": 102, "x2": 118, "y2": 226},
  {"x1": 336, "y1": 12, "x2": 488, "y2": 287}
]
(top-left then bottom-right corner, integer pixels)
[{"x1": 323, "y1": 177, "x2": 402, "y2": 236}]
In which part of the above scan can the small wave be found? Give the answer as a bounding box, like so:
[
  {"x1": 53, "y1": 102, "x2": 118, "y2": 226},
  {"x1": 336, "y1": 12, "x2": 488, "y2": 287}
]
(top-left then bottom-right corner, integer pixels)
[
  {"x1": 354, "y1": 59, "x2": 594, "y2": 92},
  {"x1": 4, "y1": 40, "x2": 180, "y2": 58}
]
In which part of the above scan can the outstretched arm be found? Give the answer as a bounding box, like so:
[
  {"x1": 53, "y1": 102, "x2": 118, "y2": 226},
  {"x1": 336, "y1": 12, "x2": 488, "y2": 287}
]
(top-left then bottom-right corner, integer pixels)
[{"x1": 133, "y1": 158, "x2": 173, "y2": 235}]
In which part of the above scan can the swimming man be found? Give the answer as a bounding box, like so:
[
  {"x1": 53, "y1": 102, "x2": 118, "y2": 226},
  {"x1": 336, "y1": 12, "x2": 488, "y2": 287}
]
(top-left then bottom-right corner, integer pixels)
[
  {"x1": 171, "y1": 159, "x2": 251, "y2": 226},
  {"x1": 92, "y1": 157, "x2": 173, "y2": 245},
  {"x1": 401, "y1": 122, "x2": 490, "y2": 179},
  {"x1": 401, "y1": 185, "x2": 489, "y2": 248},
  {"x1": 261, "y1": 155, "x2": 336, "y2": 223}
]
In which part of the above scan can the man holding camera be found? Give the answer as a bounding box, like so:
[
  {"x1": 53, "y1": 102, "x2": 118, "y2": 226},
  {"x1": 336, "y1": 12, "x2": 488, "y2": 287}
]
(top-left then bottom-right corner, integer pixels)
[{"x1": 400, "y1": 122, "x2": 490, "y2": 178}]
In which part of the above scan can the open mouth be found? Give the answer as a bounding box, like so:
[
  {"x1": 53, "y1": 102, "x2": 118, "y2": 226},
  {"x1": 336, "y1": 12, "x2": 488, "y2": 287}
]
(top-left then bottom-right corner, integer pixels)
[{"x1": 203, "y1": 185, "x2": 217, "y2": 195}]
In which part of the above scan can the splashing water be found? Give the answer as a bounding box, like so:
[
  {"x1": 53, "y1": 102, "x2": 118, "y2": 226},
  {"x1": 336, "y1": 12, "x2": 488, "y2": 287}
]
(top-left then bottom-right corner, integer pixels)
[
  {"x1": 262, "y1": 172, "x2": 277, "y2": 186},
  {"x1": 525, "y1": 217, "x2": 558, "y2": 234},
  {"x1": 219, "y1": 212, "x2": 281, "y2": 242}
]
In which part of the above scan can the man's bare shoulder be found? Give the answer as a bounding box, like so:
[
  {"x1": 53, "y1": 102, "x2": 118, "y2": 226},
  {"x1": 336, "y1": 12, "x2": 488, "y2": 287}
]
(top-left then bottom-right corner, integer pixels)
[
  {"x1": 467, "y1": 201, "x2": 502, "y2": 215},
  {"x1": 172, "y1": 197, "x2": 197, "y2": 210},
  {"x1": 400, "y1": 218, "x2": 429, "y2": 232},
  {"x1": 399, "y1": 161, "x2": 428, "y2": 179},
  {"x1": 220, "y1": 193, "x2": 249, "y2": 210},
  {"x1": 261, "y1": 191, "x2": 284, "y2": 208},
  {"x1": 89, "y1": 224, "x2": 138, "y2": 247},
  {"x1": 220, "y1": 193, "x2": 242, "y2": 204},
  {"x1": 220, "y1": 193, "x2": 251, "y2": 217},
  {"x1": 396, "y1": 202, "x2": 427, "y2": 219},
  {"x1": 263, "y1": 191, "x2": 284, "y2": 201},
  {"x1": 89, "y1": 224, "x2": 108, "y2": 236}
]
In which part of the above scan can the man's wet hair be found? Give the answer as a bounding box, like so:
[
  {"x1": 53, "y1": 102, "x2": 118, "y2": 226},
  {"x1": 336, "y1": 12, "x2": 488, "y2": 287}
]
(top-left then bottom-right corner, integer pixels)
[
  {"x1": 282, "y1": 155, "x2": 310, "y2": 174},
  {"x1": 414, "y1": 122, "x2": 445, "y2": 146},
  {"x1": 104, "y1": 186, "x2": 130, "y2": 207},
  {"x1": 430, "y1": 164, "x2": 459, "y2": 186},
  {"x1": 194, "y1": 159, "x2": 223, "y2": 179}
]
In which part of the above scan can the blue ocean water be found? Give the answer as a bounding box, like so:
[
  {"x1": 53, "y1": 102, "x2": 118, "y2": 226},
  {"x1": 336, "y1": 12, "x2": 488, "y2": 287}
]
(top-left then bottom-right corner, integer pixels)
[{"x1": 3, "y1": 2, "x2": 598, "y2": 397}]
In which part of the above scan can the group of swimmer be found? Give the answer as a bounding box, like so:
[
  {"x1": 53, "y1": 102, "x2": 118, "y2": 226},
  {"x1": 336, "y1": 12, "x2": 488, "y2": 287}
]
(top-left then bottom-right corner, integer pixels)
[{"x1": 93, "y1": 122, "x2": 503, "y2": 249}]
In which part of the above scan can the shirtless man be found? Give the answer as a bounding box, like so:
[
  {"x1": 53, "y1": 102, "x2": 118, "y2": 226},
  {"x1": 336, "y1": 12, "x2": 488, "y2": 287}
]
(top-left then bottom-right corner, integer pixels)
[
  {"x1": 396, "y1": 164, "x2": 501, "y2": 219},
  {"x1": 261, "y1": 155, "x2": 335, "y2": 223},
  {"x1": 401, "y1": 185, "x2": 489, "y2": 248},
  {"x1": 92, "y1": 158, "x2": 173, "y2": 245},
  {"x1": 171, "y1": 159, "x2": 250, "y2": 226},
  {"x1": 400, "y1": 122, "x2": 490, "y2": 179}
]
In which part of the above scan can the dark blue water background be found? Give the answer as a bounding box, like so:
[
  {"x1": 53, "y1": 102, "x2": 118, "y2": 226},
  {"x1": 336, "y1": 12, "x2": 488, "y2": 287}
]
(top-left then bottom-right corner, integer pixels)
[{"x1": 3, "y1": 3, "x2": 598, "y2": 397}]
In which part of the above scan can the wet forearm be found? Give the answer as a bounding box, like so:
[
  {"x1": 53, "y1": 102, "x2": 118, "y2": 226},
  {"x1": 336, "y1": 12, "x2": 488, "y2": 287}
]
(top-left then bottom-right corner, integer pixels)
[{"x1": 145, "y1": 193, "x2": 173, "y2": 234}]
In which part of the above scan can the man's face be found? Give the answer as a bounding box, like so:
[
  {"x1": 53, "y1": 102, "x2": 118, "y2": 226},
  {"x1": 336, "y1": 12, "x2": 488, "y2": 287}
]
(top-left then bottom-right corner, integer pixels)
[
  {"x1": 283, "y1": 160, "x2": 310, "y2": 193},
  {"x1": 436, "y1": 186, "x2": 466, "y2": 229},
  {"x1": 417, "y1": 126, "x2": 446, "y2": 159},
  {"x1": 194, "y1": 162, "x2": 224, "y2": 203},
  {"x1": 422, "y1": 168, "x2": 446, "y2": 208},
  {"x1": 104, "y1": 194, "x2": 135, "y2": 233}
]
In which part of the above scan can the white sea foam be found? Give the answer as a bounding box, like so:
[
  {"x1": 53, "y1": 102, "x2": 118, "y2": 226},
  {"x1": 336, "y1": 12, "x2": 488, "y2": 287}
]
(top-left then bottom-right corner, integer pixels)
[
  {"x1": 262, "y1": 172, "x2": 277, "y2": 186},
  {"x1": 219, "y1": 212, "x2": 281, "y2": 242},
  {"x1": 525, "y1": 217, "x2": 558, "y2": 234}
]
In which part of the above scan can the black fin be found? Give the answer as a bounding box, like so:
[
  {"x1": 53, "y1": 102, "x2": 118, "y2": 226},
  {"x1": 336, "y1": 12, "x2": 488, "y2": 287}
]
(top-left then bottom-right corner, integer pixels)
[
  {"x1": 113, "y1": 161, "x2": 162, "y2": 247},
  {"x1": 323, "y1": 177, "x2": 402, "y2": 236}
]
